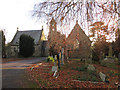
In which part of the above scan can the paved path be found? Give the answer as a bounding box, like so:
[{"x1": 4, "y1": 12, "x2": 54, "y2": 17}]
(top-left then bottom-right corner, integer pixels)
[{"x1": 2, "y1": 57, "x2": 47, "y2": 88}]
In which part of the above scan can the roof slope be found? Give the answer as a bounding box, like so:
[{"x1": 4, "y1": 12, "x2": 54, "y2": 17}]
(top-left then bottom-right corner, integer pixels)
[
  {"x1": 11, "y1": 30, "x2": 42, "y2": 45},
  {"x1": 67, "y1": 22, "x2": 91, "y2": 43}
]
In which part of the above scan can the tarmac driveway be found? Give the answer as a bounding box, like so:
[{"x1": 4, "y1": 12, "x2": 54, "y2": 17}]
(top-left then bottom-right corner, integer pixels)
[{"x1": 2, "y1": 57, "x2": 47, "y2": 88}]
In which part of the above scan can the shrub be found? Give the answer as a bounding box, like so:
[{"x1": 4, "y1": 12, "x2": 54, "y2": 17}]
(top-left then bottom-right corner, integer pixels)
[
  {"x1": 100, "y1": 61, "x2": 106, "y2": 67},
  {"x1": 115, "y1": 73, "x2": 120, "y2": 77},
  {"x1": 71, "y1": 67, "x2": 74, "y2": 70},
  {"x1": 108, "y1": 70, "x2": 114, "y2": 76},
  {"x1": 105, "y1": 75, "x2": 109, "y2": 80},
  {"x1": 67, "y1": 72, "x2": 70, "y2": 74},
  {"x1": 88, "y1": 70, "x2": 100, "y2": 82},
  {"x1": 76, "y1": 65, "x2": 87, "y2": 71},
  {"x1": 89, "y1": 70, "x2": 97, "y2": 76},
  {"x1": 91, "y1": 76, "x2": 97, "y2": 82},
  {"x1": 78, "y1": 76, "x2": 87, "y2": 81},
  {"x1": 19, "y1": 34, "x2": 34, "y2": 57},
  {"x1": 72, "y1": 75, "x2": 76, "y2": 79}
]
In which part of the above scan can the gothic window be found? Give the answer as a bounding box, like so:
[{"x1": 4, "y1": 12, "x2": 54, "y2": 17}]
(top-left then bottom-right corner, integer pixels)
[
  {"x1": 52, "y1": 23, "x2": 54, "y2": 26},
  {"x1": 74, "y1": 39, "x2": 79, "y2": 49}
]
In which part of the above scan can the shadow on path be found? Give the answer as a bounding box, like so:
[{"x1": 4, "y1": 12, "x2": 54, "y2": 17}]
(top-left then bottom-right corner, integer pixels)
[{"x1": 2, "y1": 57, "x2": 47, "y2": 88}]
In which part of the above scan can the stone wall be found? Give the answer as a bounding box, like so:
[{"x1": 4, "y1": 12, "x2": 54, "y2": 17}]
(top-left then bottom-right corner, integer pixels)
[
  {"x1": 66, "y1": 21, "x2": 91, "y2": 59},
  {"x1": 67, "y1": 49, "x2": 91, "y2": 59},
  {"x1": 33, "y1": 45, "x2": 41, "y2": 57},
  {"x1": 10, "y1": 46, "x2": 19, "y2": 57},
  {"x1": 10, "y1": 41, "x2": 49, "y2": 57},
  {"x1": 10, "y1": 45, "x2": 41, "y2": 57},
  {"x1": 41, "y1": 41, "x2": 49, "y2": 57}
]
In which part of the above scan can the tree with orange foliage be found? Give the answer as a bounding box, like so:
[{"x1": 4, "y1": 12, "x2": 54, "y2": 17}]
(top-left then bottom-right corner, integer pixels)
[
  {"x1": 89, "y1": 21, "x2": 108, "y2": 42},
  {"x1": 90, "y1": 21, "x2": 110, "y2": 61}
]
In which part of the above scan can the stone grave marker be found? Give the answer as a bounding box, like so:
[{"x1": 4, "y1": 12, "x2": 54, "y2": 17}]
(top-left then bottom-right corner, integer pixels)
[
  {"x1": 99, "y1": 72, "x2": 106, "y2": 82},
  {"x1": 52, "y1": 66, "x2": 58, "y2": 72},
  {"x1": 52, "y1": 66, "x2": 58, "y2": 77},
  {"x1": 87, "y1": 64, "x2": 95, "y2": 71}
]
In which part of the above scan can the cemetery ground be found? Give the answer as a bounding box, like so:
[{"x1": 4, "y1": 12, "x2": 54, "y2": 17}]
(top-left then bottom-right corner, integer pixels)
[{"x1": 26, "y1": 59, "x2": 120, "y2": 88}]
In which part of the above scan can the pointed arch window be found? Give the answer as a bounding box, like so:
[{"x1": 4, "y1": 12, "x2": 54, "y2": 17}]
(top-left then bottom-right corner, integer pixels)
[{"x1": 74, "y1": 39, "x2": 79, "y2": 49}]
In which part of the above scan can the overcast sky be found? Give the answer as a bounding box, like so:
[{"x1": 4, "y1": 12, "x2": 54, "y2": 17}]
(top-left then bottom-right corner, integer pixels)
[
  {"x1": 0, "y1": 0, "x2": 48, "y2": 43},
  {"x1": 0, "y1": 0, "x2": 117, "y2": 43}
]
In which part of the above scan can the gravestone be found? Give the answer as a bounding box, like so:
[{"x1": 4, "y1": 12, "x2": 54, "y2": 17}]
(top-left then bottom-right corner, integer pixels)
[
  {"x1": 108, "y1": 45, "x2": 112, "y2": 57},
  {"x1": 52, "y1": 66, "x2": 58, "y2": 72},
  {"x1": 99, "y1": 72, "x2": 106, "y2": 82},
  {"x1": 53, "y1": 70, "x2": 57, "y2": 77},
  {"x1": 87, "y1": 64, "x2": 95, "y2": 71},
  {"x1": 52, "y1": 66, "x2": 58, "y2": 77}
]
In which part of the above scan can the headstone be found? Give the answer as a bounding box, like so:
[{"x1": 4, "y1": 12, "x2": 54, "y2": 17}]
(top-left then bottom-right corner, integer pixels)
[
  {"x1": 52, "y1": 66, "x2": 58, "y2": 72},
  {"x1": 53, "y1": 70, "x2": 57, "y2": 77},
  {"x1": 99, "y1": 72, "x2": 106, "y2": 82},
  {"x1": 108, "y1": 45, "x2": 112, "y2": 57},
  {"x1": 87, "y1": 64, "x2": 95, "y2": 71},
  {"x1": 52, "y1": 66, "x2": 58, "y2": 77}
]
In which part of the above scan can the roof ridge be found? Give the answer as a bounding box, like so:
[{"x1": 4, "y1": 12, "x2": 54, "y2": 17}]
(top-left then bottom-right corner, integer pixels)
[
  {"x1": 18, "y1": 30, "x2": 42, "y2": 31},
  {"x1": 11, "y1": 30, "x2": 43, "y2": 45}
]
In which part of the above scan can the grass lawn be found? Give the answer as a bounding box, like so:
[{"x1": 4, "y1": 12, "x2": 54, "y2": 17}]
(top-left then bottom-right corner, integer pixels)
[{"x1": 26, "y1": 59, "x2": 120, "y2": 88}]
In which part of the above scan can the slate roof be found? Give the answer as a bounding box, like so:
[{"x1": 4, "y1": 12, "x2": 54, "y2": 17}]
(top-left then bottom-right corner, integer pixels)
[{"x1": 11, "y1": 30, "x2": 43, "y2": 45}]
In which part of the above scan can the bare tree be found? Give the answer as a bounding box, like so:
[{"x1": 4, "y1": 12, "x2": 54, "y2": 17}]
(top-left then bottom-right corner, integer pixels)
[{"x1": 33, "y1": 0, "x2": 119, "y2": 41}]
